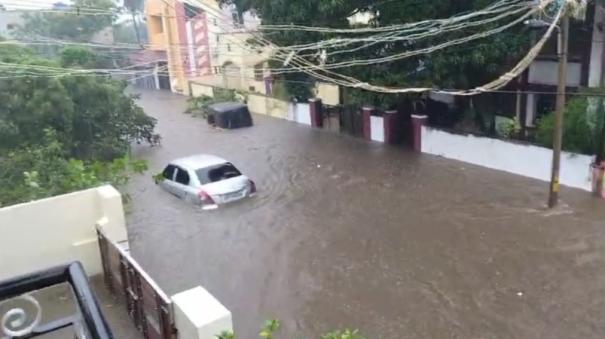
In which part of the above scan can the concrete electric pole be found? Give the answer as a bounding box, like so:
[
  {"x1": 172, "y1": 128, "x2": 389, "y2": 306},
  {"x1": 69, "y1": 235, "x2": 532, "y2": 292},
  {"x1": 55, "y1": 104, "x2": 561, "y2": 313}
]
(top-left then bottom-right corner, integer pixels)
[{"x1": 548, "y1": 12, "x2": 569, "y2": 208}]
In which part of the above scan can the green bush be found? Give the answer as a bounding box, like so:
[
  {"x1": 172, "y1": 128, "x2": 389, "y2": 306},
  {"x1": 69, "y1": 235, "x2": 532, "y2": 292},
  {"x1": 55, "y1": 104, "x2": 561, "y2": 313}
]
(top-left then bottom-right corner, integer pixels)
[
  {"x1": 185, "y1": 89, "x2": 241, "y2": 118},
  {"x1": 215, "y1": 319, "x2": 365, "y2": 339},
  {"x1": 0, "y1": 130, "x2": 147, "y2": 207},
  {"x1": 536, "y1": 95, "x2": 605, "y2": 157},
  {"x1": 0, "y1": 43, "x2": 157, "y2": 206}
]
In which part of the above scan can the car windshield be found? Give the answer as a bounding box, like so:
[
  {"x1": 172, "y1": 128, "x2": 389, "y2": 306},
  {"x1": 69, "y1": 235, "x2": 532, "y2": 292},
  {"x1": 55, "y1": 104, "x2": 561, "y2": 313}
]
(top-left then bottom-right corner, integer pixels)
[{"x1": 196, "y1": 163, "x2": 242, "y2": 184}]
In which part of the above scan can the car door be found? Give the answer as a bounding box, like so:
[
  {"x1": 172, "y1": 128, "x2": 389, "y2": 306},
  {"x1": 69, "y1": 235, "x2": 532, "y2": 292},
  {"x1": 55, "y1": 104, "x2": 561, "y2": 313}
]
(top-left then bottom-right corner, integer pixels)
[
  {"x1": 159, "y1": 164, "x2": 178, "y2": 195},
  {"x1": 173, "y1": 166, "x2": 193, "y2": 200}
]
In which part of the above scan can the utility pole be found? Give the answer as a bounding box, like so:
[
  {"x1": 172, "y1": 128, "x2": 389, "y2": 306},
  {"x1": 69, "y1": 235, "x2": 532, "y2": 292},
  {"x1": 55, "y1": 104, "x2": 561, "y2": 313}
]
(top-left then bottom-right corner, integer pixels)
[{"x1": 548, "y1": 12, "x2": 569, "y2": 208}]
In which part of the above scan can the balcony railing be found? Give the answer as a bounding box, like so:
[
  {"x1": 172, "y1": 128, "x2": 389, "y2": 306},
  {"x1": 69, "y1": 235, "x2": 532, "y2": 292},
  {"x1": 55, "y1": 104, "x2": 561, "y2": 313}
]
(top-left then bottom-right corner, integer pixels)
[{"x1": 0, "y1": 262, "x2": 113, "y2": 339}]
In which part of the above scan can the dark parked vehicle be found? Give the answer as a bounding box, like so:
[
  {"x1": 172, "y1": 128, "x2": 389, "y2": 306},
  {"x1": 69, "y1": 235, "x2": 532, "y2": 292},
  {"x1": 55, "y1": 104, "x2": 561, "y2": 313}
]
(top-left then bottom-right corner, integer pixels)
[{"x1": 206, "y1": 102, "x2": 253, "y2": 129}]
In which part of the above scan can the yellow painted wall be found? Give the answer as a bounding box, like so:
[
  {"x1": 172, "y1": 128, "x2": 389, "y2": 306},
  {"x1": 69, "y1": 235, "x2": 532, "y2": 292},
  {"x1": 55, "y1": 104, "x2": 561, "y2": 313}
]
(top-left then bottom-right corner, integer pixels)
[
  {"x1": 315, "y1": 83, "x2": 340, "y2": 106},
  {"x1": 191, "y1": 82, "x2": 215, "y2": 97},
  {"x1": 247, "y1": 93, "x2": 267, "y2": 115},
  {"x1": 267, "y1": 97, "x2": 289, "y2": 119},
  {"x1": 147, "y1": 15, "x2": 165, "y2": 50},
  {"x1": 145, "y1": 0, "x2": 188, "y2": 94},
  {"x1": 145, "y1": 0, "x2": 164, "y2": 16},
  {"x1": 245, "y1": 93, "x2": 290, "y2": 119}
]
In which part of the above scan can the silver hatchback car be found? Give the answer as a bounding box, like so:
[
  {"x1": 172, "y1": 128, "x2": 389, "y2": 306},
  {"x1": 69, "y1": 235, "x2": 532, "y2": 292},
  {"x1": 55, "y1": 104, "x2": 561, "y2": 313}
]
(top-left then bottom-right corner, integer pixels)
[{"x1": 158, "y1": 154, "x2": 256, "y2": 208}]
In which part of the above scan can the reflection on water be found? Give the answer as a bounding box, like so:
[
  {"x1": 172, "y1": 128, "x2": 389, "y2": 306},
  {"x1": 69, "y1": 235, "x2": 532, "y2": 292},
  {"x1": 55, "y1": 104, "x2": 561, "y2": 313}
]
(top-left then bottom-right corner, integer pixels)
[{"x1": 127, "y1": 90, "x2": 605, "y2": 339}]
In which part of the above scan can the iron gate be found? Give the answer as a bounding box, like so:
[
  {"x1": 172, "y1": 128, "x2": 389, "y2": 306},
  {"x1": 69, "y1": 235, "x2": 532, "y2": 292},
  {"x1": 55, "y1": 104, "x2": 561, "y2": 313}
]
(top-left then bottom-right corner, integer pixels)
[
  {"x1": 97, "y1": 229, "x2": 176, "y2": 339},
  {"x1": 340, "y1": 105, "x2": 363, "y2": 137}
]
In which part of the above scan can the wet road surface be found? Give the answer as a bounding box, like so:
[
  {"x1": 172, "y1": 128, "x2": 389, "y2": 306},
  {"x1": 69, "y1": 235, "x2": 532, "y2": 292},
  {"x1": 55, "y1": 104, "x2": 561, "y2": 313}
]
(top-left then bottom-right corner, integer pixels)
[{"x1": 127, "y1": 89, "x2": 605, "y2": 338}]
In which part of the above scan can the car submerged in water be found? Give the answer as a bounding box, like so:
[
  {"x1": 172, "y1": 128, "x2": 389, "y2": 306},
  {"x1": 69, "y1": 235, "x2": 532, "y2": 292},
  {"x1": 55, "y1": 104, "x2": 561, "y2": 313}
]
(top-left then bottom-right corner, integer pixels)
[
  {"x1": 206, "y1": 102, "x2": 253, "y2": 129},
  {"x1": 157, "y1": 154, "x2": 256, "y2": 209}
]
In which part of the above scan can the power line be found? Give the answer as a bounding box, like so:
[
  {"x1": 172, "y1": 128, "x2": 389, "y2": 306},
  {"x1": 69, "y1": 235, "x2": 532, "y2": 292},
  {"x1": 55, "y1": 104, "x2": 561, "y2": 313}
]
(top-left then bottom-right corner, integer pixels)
[{"x1": 3, "y1": 0, "x2": 568, "y2": 96}]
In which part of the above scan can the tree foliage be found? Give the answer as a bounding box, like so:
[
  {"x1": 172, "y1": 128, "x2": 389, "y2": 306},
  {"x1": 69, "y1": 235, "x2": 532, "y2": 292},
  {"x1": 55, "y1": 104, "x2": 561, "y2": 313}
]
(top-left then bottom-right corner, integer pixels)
[
  {"x1": 0, "y1": 43, "x2": 158, "y2": 206},
  {"x1": 0, "y1": 130, "x2": 147, "y2": 207},
  {"x1": 219, "y1": 0, "x2": 532, "y2": 107},
  {"x1": 537, "y1": 92, "x2": 605, "y2": 157},
  {"x1": 113, "y1": 21, "x2": 149, "y2": 44},
  {"x1": 215, "y1": 319, "x2": 365, "y2": 339},
  {"x1": 19, "y1": 0, "x2": 115, "y2": 41},
  {"x1": 60, "y1": 46, "x2": 99, "y2": 68}
]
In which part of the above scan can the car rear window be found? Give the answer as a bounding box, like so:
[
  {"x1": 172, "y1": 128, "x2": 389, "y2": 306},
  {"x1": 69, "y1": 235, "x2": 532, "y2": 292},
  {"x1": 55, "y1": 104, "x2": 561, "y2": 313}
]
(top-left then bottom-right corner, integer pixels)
[{"x1": 196, "y1": 163, "x2": 242, "y2": 184}]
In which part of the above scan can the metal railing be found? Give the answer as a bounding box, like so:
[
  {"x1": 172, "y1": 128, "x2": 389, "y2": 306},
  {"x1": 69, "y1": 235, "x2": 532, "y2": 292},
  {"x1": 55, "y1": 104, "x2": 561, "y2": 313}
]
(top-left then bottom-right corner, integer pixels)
[
  {"x1": 97, "y1": 229, "x2": 176, "y2": 339},
  {"x1": 0, "y1": 262, "x2": 113, "y2": 339}
]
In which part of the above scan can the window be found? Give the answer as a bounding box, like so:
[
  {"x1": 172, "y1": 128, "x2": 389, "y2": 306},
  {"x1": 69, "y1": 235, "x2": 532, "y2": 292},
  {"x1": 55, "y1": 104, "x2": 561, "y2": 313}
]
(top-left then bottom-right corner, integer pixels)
[
  {"x1": 227, "y1": 43, "x2": 232, "y2": 52},
  {"x1": 162, "y1": 165, "x2": 176, "y2": 180},
  {"x1": 213, "y1": 18, "x2": 217, "y2": 26},
  {"x1": 184, "y1": 3, "x2": 203, "y2": 19},
  {"x1": 254, "y1": 63, "x2": 264, "y2": 81},
  {"x1": 175, "y1": 167, "x2": 190, "y2": 185},
  {"x1": 150, "y1": 16, "x2": 163, "y2": 34},
  {"x1": 196, "y1": 163, "x2": 242, "y2": 184}
]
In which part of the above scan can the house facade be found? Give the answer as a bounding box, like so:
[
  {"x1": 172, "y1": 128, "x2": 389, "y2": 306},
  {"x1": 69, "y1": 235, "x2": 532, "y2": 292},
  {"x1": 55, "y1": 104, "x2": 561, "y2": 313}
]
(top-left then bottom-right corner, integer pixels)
[
  {"x1": 519, "y1": 1, "x2": 605, "y2": 129},
  {"x1": 145, "y1": 0, "x2": 270, "y2": 95}
]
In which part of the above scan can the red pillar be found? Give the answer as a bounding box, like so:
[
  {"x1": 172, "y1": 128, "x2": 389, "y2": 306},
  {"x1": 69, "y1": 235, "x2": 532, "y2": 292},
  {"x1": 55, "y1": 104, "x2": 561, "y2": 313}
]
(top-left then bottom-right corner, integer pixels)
[
  {"x1": 362, "y1": 106, "x2": 373, "y2": 141},
  {"x1": 411, "y1": 114, "x2": 428, "y2": 152},
  {"x1": 593, "y1": 161, "x2": 605, "y2": 198},
  {"x1": 383, "y1": 110, "x2": 398, "y2": 144},
  {"x1": 309, "y1": 98, "x2": 324, "y2": 128}
]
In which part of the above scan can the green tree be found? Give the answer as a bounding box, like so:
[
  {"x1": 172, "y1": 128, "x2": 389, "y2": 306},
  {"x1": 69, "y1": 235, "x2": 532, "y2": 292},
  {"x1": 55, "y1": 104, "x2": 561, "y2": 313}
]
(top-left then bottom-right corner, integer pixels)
[
  {"x1": 0, "y1": 130, "x2": 148, "y2": 207},
  {"x1": 0, "y1": 43, "x2": 158, "y2": 206},
  {"x1": 20, "y1": 0, "x2": 116, "y2": 41},
  {"x1": 0, "y1": 44, "x2": 158, "y2": 160},
  {"x1": 60, "y1": 46, "x2": 98, "y2": 68},
  {"x1": 537, "y1": 93, "x2": 605, "y2": 157}
]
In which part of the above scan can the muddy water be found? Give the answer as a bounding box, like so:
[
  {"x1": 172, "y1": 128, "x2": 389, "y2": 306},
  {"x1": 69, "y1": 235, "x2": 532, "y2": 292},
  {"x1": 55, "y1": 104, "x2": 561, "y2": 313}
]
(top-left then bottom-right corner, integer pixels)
[{"x1": 127, "y1": 89, "x2": 605, "y2": 338}]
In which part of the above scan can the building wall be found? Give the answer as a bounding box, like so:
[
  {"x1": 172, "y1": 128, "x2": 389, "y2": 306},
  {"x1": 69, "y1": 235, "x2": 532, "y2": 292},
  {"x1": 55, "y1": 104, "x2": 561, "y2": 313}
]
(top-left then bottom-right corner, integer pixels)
[
  {"x1": 247, "y1": 93, "x2": 289, "y2": 120},
  {"x1": 0, "y1": 186, "x2": 128, "y2": 281},
  {"x1": 528, "y1": 60, "x2": 582, "y2": 86},
  {"x1": 145, "y1": 0, "x2": 269, "y2": 95},
  {"x1": 145, "y1": 0, "x2": 187, "y2": 93},
  {"x1": 421, "y1": 126, "x2": 594, "y2": 191},
  {"x1": 147, "y1": 14, "x2": 165, "y2": 48}
]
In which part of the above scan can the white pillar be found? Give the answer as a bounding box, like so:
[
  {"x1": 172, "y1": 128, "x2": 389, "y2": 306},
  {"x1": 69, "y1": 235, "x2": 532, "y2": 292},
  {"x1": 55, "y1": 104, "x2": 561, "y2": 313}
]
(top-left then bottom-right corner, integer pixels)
[
  {"x1": 589, "y1": 4, "x2": 605, "y2": 87},
  {"x1": 95, "y1": 185, "x2": 128, "y2": 244},
  {"x1": 172, "y1": 286, "x2": 233, "y2": 339},
  {"x1": 525, "y1": 93, "x2": 536, "y2": 127}
]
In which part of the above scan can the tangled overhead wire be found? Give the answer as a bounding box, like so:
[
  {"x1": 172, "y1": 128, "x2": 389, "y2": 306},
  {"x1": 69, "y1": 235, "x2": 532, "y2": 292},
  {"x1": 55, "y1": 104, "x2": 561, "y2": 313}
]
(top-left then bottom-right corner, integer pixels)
[{"x1": 0, "y1": 0, "x2": 585, "y2": 96}]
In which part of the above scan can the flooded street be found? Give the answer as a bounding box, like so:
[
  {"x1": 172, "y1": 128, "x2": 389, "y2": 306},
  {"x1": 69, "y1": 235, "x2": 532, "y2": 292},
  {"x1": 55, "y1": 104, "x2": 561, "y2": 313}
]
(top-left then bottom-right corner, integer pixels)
[{"x1": 127, "y1": 89, "x2": 605, "y2": 338}]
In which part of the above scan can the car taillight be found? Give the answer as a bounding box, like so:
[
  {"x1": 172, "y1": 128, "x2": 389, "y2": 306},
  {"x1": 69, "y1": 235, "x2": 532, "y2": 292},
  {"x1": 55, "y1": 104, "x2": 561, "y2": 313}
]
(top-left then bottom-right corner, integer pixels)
[
  {"x1": 249, "y1": 180, "x2": 257, "y2": 194},
  {"x1": 198, "y1": 190, "x2": 215, "y2": 204}
]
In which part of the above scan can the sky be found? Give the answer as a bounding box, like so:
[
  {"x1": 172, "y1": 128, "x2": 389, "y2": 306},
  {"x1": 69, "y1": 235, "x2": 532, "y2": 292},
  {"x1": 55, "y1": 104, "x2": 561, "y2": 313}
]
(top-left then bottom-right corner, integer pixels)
[
  {"x1": 0, "y1": 0, "x2": 125, "y2": 10},
  {"x1": 1, "y1": 0, "x2": 72, "y2": 10}
]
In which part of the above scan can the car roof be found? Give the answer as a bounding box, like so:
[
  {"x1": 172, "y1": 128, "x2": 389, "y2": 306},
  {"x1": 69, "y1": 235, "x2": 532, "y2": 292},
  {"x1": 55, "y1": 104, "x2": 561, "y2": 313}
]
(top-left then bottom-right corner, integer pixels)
[
  {"x1": 171, "y1": 154, "x2": 228, "y2": 170},
  {"x1": 208, "y1": 102, "x2": 247, "y2": 112}
]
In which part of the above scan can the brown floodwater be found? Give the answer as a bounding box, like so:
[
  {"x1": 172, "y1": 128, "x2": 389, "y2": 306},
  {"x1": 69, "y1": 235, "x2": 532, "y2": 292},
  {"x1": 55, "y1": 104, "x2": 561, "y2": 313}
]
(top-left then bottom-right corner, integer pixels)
[{"x1": 127, "y1": 89, "x2": 605, "y2": 338}]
